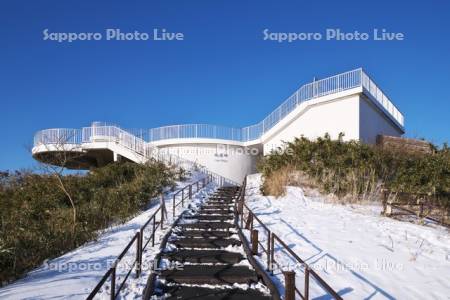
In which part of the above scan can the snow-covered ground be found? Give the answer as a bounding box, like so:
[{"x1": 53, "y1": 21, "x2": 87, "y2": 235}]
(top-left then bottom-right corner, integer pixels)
[
  {"x1": 0, "y1": 172, "x2": 217, "y2": 300},
  {"x1": 245, "y1": 174, "x2": 450, "y2": 300}
]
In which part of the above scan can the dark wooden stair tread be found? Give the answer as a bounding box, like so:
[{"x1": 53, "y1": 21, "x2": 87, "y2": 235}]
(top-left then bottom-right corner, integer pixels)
[
  {"x1": 202, "y1": 205, "x2": 234, "y2": 210},
  {"x1": 157, "y1": 285, "x2": 272, "y2": 300},
  {"x1": 178, "y1": 230, "x2": 235, "y2": 238},
  {"x1": 198, "y1": 209, "x2": 234, "y2": 215},
  {"x1": 160, "y1": 265, "x2": 258, "y2": 284},
  {"x1": 171, "y1": 237, "x2": 241, "y2": 249},
  {"x1": 179, "y1": 222, "x2": 235, "y2": 230},
  {"x1": 184, "y1": 214, "x2": 233, "y2": 220},
  {"x1": 162, "y1": 249, "x2": 244, "y2": 264}
]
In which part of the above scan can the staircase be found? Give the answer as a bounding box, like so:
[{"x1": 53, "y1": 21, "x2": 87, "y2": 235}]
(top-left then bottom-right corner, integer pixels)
[{"x1": 146, "y1": 186, "x2": 275, "y2": 300}]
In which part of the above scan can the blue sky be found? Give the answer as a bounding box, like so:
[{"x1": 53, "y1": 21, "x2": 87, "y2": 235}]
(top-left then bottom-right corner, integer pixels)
[{"x1": 1, "y1": 0, "x2": 449, "y2": 170}]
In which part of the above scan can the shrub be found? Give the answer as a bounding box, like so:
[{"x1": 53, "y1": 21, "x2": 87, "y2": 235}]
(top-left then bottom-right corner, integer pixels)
[
  {"x1": 0, "y1": 161, "x2": 176, "y2": 285},
  {"x1": 258, "y1": 134, "x2": 450, "y2": 207}
]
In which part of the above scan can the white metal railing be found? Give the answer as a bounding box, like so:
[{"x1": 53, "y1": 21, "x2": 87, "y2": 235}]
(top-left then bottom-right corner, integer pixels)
[
  {"x1": 33, "y1": 125, "x2": 238, "y2": 186},
  {"x1": 147, "y1": 68, "x2": 403, "y2": 142},
  {"x1": 361, "y1": 71, "x2": 404, "y2": 127},
  {"x1": 33, "y1": 69, "x2": 404, "y2": 147},
  {"x1": 33, "y1": 128, "x2": 82, "y2": 146}
]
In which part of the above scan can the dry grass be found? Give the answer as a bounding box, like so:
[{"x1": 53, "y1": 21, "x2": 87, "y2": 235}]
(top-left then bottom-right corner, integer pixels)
[
  {"x1": 262, "y1": 166, "x2": 318, "y2": 197},
  {"x1": 262, "y1": 166, "x2": 383, "y2": 204},
  {"x1": 261, "y1": 166, "x2": 290, "y2": 197}
]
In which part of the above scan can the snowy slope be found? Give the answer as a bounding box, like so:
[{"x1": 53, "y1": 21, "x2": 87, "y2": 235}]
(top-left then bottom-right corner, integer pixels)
[
  {"x1": 245, "y1": 174, "x2": 450, "y2": 300},
  {"x1": 0, "y1": 172, "x2": 217, "y2": 300}
]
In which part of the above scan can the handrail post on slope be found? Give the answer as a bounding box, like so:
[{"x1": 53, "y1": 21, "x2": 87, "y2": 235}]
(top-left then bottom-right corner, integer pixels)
[
  {"x1": 270, "y1": 233, "x2": 275, "y2": 275},
  {"x1": 305, "y1": 265, "x2": 310, "y2": 300},
  {"x1": 189, "y1": 185, "x2": 192, "y2": 199},
  {"x1": 136, "y1": 231, "x2": 141, "y2": 278},
  {"x1": 181, "y1": 188, "x2": 184, "y2": 207},
  {"x1": 267, "y1": 230, "x2": 271, "y2": 271},
  {"x1": 151, "y1": 216, "x2": 156, "y2": 247},
  {"x1": 251, "y1": 229, "x2": 259, "y2": 255},
  {"x1": 172, "y1": 194, "x2": 176, "y2": 219},
  {"x1": 283, "y1": 270, "x2": 296, "y2": 300},
  {"x1": 110, "y1": 265, "x2": 116, "y2": 300},
  {"x1": 160, "y1": 194, "x2": 165, "y2": 230}
]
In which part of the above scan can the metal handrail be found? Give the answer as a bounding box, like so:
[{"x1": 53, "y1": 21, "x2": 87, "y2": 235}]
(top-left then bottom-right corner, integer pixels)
[
  {"x1": 86, "y1": 177, "x2": 210, "y2": 300},
  {"x1": 237, "y1": 180, "x2": 343, "y2": 300}
]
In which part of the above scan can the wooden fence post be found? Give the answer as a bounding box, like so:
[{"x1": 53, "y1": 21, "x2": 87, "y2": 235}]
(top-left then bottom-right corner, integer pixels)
[
  {"x1": 304, "y1": 266, "x2": 310, "y2": 300},
  {"x1": 160, "y1": 193, "x2": 165, "y2": 230},
  {"x1": 245, "y1": 213, "x2": 253, "y2": 230},
  {"x1": 283, "y1": 270, "x2": 296, "y2": 300},
  {"x1": 270, "y1": 234, "x2": 275, "y2": 275},
  {"x1": 267, "y1": 230, "x2": 271, "y2": 271},
  {"x1": 417, "y1": 199, "x2": 424, "y2": 218},
  {"x1": 251, "y1": 229, "x2": 259, "y2": 255},
  {"x1": 151, "y1": 217, "x2": 156, "y2": 247},
  {"x1": 172, "y1": 195, "x2": 176, "y2": 219},
  {"x1": 136, "y1": 232, "x2": 141, "y2": 278},
  {"x1": 110, "y1": 265, "x2": 116, "y2": 300}
]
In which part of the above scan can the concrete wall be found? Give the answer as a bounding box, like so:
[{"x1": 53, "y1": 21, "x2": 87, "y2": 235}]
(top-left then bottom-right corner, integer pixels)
[
  {"x1": 157, "y1": 143, "x2": 260, "y2": 183},
  {"x1": 262, "y1": 94, "x2": 361, "y2": 154},
  {"x1": 359, "y1": 95, "x2": 403, "y2": 144}
]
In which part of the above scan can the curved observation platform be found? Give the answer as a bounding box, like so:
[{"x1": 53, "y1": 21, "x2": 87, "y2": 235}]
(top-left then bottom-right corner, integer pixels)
[{"x1": 33, "y1": 68, "x2": 405, "y2": 182}]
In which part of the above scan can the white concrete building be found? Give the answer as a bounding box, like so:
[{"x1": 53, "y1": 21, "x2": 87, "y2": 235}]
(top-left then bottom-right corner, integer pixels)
[{"x1": 33, "y1": 68, "x2": 405, "y2": 183}]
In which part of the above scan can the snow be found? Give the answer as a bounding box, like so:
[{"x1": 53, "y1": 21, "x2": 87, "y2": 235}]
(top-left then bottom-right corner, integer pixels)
[
  {"x1": 245, "y1": 173, "x2": 450, "y2": 300},
  {"x1": 0, "y1": 172, "x2": 217, "y2": 300},
  {"x1": 3, "y1": 171, "x2": 449, "y2": 300}
]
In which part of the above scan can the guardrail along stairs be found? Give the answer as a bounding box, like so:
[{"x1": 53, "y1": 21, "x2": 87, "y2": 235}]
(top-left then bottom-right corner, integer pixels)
[{"x1": 144, "y1": 186, "x2": 276, "y2": 300}]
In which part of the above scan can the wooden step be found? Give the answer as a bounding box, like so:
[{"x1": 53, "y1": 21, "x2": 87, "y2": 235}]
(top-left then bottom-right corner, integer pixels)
[
  {"x1": 178, "y1": 230, "x2": 235, "y2": 238},
  {"x1": 202, "y1": 204, "x2": 234, "y2": 209},
  {"x1": 171, "y1": 237, "x2": 241, "y2": 249},
  {"x1": 207, "y1": 201, "x2": 234, "y2": 205},
  {"x1": 179, "y1": 222, "x2": 235, "y2": 230},
  {"x1": 160, "y1": 265, "x2": 258, "y2": 285},
  {"x1": 184, "y1": 214, "x2": 233, "y2": 221},
  {"x1": 198, "y1": 209, "x2": 234, "y2": 215},
  {"x1": 162, "y1": 249, "x2": 244, "y2": 264},
  {"x1": 157, "y1": 285, "x2": 272, "y2": 300},
  {"x1": 209, "y1": 197, "x2": 234, "y2": 201}
]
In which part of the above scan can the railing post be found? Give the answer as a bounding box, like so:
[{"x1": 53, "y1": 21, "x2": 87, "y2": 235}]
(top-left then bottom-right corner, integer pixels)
[
  {"x1": 238, "y1": 198, "x2": 243, "y2": 215},
  {"x1": 283, "y1": 270, "x2": 296, "y2": 300},
  {"x1": 173, "y1": 195, "x2": 176, "y2": 219},
  {"x1": 160, "y1": 194, "x2": 165, "y2": 230},
  {"x1": 110, "y1": 265, "x2": 116, "y2": 300},
  {"x1": 189, "y1": 185, "x2": 192, "y2": 199},
  {"x1": 181, "y1": 189, "x2": 185, "y2": 207},
  {"x1": 245, "y1": 213, "x2": 253, "y2": 230},
  {"x1": 152, "y1": 217, "x2": 156, "y2": 247},
  {"x1": 136, "y1": 232, "x2": 141, "y2": 278},
  {"x1": 196, "y1": 181, "x2": 199, "y2": 192},
  {"x1": 267, "y1": 230, "x2": 271, "y2": 271},
  {"x1": 304, "y1": 265, "x2": 310, "y2": 300},
  {"x1": 270, "y1": 234, "x2": 275, "y2": 275},
  {"x1": 251, "y1": 229, "x2": 259, "y2": 255},
  {"x1": 418, "y1": 199, "x2": 424, "y2": 218}
]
